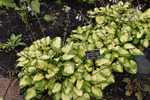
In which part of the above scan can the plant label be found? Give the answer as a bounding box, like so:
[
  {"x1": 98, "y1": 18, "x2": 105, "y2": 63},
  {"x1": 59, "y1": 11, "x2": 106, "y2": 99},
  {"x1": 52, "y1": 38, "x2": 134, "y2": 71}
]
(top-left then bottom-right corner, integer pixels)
[
  {"x1": 85, "y1": 50, "x2": 100, "y2": 60},
  {"x1": 20, "y1": 0, "x2": 27, "y2": 2}
]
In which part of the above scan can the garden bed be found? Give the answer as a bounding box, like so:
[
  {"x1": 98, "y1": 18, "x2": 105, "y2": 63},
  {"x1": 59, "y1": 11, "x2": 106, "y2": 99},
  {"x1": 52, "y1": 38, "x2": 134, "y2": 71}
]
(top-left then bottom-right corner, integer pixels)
[{"x1": 0, "y1": 0, "x2": 150, "y2": 100}]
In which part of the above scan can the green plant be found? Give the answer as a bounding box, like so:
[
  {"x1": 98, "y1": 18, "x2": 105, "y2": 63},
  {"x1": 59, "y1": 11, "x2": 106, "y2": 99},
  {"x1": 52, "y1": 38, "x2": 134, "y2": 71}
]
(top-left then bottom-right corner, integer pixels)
[
  {"x1": 8, "y1": 71, "x2": 15, "y2": 79},
  {"x1": 77, "y1": 0, "x2": 95, "y2": 3},
  {"x1": 44, "y1": 14, "x2": 53, "y2": 22},
  {"x1": 16, "y1": 36, "x2": 115, "y2": 100},
  {"x1": 16, "y1": 1, "x2": 150, "y2": 100},
  {"x1": 0, "y1": 0, "x2": 40, "y2": 22},
  {"x1": 68, "y1": 1, "x2": 150, "y2": 75},
  {"x1": 0, "y1": 34, "x2": 26, "y2": 52},
  {"x1": 54, "y1": 0, "x2": 62, "y2": 4},
  {"x1": 0, "y1": 97, "x2": 3, "y2": 100},
  {"x1": 122, "y1": 77, "x2": 142, "y2": 100}
]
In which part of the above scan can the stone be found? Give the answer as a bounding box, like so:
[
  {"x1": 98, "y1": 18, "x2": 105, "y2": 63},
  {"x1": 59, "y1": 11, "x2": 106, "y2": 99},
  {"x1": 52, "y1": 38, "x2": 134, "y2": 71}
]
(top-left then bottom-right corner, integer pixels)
[
  {"x1": 134, "y1": 50, "x2": 150, "y2": 74},
  {"x1": 0, "y1": 78, "x2": 11, "y2": 98},
  {"x1": 5, "y1": 79, "x2": 20, "y2": 100}
]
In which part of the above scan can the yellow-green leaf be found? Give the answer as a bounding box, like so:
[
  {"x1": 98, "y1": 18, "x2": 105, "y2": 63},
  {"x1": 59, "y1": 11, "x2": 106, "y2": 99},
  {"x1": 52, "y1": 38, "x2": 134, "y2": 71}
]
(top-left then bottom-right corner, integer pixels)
[
  {"x1": 51, "y1": 37, "x2": 61, "y2": 51},
  {"x1": 129, "y1": 48, "x2": 144, "y2": 55},
  {"x1": 40, "y1": 55, "x2": 50, "y2": 59},
  {"x1": 124, "y1": 43, "x2": 135, "y2": 49},
  {"x1": 96, "y1": 16, "x2": 105, "y2": 24},
  {"x1": 62, "y1": 92, "x2": 70, "y2": 100},
  {"x1": 25, "y1": 88, "x2": 36, "y2": 100},
  {"x1": 33, "y1": 73, "x2": 44, "y2": 82},
  {"x1": 120, "y1": 33, "x2": 128, "y2": 43},
  {"x1": 92, "y1": 86, "x2": 103, "y2": 99},
  {"x1": 52, "y1": 83, "x2": 61, "y2": 93},
  {"x1": 76, "y1": 79, "x2": 84, "y2": 90},
  {"x1": 62, "y1": 42, "x2": 73, "y2": 53},
  {"x1": 95, "y1": 41, "x2": 104, "y2": 49},
  {"x1": 118, "y1": 47, "x2": 129, "y2": 56},
  {"x1": 96, "y1": 59, "x2": 109, "y2": 66},
  {"x1": 77, "y1": 26, "x2": 83, "y2": 34},
  {"x1": 63, "y1": 62, "x2": 74, "y2": 75},
  {"x1": 73, "y1": 87, "x2": 83, "y2": 96},
  {"x1": 62, "y1": 54, "x2": 74, "y2": 60}
]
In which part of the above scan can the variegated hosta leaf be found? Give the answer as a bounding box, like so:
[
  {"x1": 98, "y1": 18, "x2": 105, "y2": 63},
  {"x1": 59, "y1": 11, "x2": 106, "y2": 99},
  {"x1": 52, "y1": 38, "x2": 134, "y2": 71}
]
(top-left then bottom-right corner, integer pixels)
[
  {"x1": 63, "y1": 62, "x2": 74, "y2": 76},
  {"x1": 96, "y1": 58, "x2": 110, "y2": 66},
  {"x1": 54, "y1": 92, "x2": 61, "y2": 100},
  {"x1": 106, "y1": 74, "x2": 115, "y2": 83},
  {"x1": 51, "y1": 37, "x2": 61, "y2": 51},
  {"x1": 28, "y1": 67, "x2": 36, "y2": 73},
  {"x1": 69, "y1": 76, "x2": 76, "y2": 83},
  {"x1": 34, "y1": 80, "x2": 46, "y2": 91},
  {"x1": 40, "y1": 55, "x2": 50, "y2": 59},
  {"x1": 64, "y1": 85, "x2": 72, "y2": 95},
  {"x1": 129, "y1": 48, "x2": 144, "y2": 55},
  {"x1": 78, "y1": 45, "x2": 86, "y2": 57},
  {"x1": 95, "y1": 41, "x2": 104, "y2": 49},
  {"x1": 118, "y1": 47, "x2": 130, "y2": 56},
  {"x1": 95, "y1": 16, "x2": 105, "y2": 24},
  {"x1": 101, "y1": 68, "x2": 111, "y2": 76},
  {"x1": 33, "y1": 73, "x2": 44, "y2": 82},
  {"x1": 73, "y1": 87, "x2": 83, "y2": 96},
  {"x1": 19, "y1": 75, "x2": 32, "y2": 88},
  {"x1": 71, "y1": 34, "x2": 84, "y2": 41},
  {"x1": 62, "y1": 54, "x2": 74, "y2": 60},
  {"x1": 52, "y1": 83, "x2": 62, "y2": 93},
  {"x1": 37, "y1": 60, "x2": 48, "y2": 70},
  {"x1": 124, "y1": 43, "x2": 135, "y2": 49},
  {"x1": 83, "y1": 72, "x2": 91, "y2": 81},
  {"x1": 112, "y1": 62, "x2": 123, "y2": 73},
  {"x1": 25, "y1": 88, "x2": 36, "y2": 100},
  {"x1": 92, "y1": 33, "x2": 99, "y2": 41},
  {"x1": 29, "y1": 45, "x2": 37, "y2": 51},
  {"x1": 96, "y1": 29, "x2": 106, "y2": 39},
  {"x1": 120, "y1": 33, "x2": 129, "y2": 43},
  {"x1": 62, "y1": 42, "x2": 73, "y2": 53},
  {"x1": 62, "y1": 92, "x2": 70, "y2": 100},
  {"x1": 100, "y1": 83, "x2": 109, "y2": 90},
  {"x1": 72, "y1": 26, "x2": 83, "y2": 34},
  {"x1": 141, "y1": 39, "x2": 149, "y2": 48},
  {"x1": 29, "y1": 50, "x2": 35, "y2": 57},
  {"x1": 46, "y1": 36, "x2": 51, "y2": 45},
  {"x1": 17, "y1": 56, "x2": 27, "y2": 62},
  {"x1": 124, "y1": 60, "x2": 137, "y2": 74},
  {"x1": 45, "y1": 69, "x2": 55, "y2": 79},
  {"x1": 76, "y1": 79, "x2": 84, "y2": 90},
  {"x1": 92, "y1": 86, "x2": 103, "y2": 99}
]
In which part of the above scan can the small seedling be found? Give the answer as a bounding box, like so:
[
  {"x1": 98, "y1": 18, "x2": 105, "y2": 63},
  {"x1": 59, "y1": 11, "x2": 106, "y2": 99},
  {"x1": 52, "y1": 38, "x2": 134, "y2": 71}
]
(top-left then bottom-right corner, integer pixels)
[
  {"x1": 122, "y1": 77, "x2": 142, "y2": 100},
  {"x1": 0, "y1": 34, "x2": 26, "y2": 52},
  {"x1": 56, "y1": 12, "x2": 59, "y2": 16},
  {"x1": 62, "y1": 5, "x2": 71, "y2": 13}
]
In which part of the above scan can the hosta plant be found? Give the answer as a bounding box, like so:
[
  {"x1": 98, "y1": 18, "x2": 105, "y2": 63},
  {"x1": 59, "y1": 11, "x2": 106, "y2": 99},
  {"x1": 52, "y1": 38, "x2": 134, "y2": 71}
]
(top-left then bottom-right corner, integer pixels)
[
  {"x1": 16, "y1": 36, "x2": 115, "y2": 100},
  {"x1": 67, "y1": 1, "x2": 150, "y2": 75},
  {"x1": 87, "y1": 1, "x2": 150, "y2": 48}
]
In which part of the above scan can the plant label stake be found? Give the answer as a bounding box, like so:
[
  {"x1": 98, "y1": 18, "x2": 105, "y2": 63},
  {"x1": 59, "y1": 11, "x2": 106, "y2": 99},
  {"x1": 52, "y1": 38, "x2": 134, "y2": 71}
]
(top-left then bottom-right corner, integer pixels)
[{"x1": 85, "y1": 50, "x2": 100, "y2": 70}]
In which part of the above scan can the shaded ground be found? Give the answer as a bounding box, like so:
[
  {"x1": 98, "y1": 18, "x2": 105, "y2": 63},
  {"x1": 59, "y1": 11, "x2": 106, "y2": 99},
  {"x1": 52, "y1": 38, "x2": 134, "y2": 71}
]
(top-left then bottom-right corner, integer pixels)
[{"x1": 0, "y1": 0, "x2": 150, "y2": 100}]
